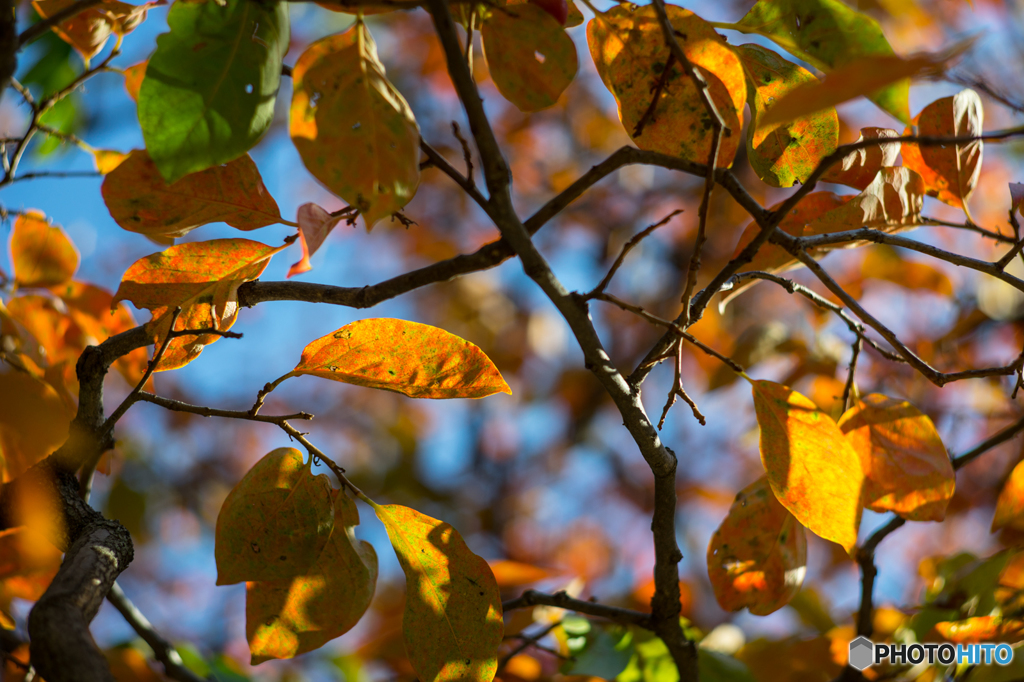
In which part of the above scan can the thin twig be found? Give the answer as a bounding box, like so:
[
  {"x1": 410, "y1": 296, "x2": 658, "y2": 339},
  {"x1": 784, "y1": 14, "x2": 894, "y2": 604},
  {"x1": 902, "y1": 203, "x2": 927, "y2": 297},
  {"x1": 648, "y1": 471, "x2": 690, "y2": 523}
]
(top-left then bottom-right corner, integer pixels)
[
  {"x1": 657, "y1": 339, "x2": 705, "y2": 428},
  {"x1": 842, "y1": 336, "x2": 862, "y2": 412},
  {"x1": 502, "y1": 590, "x2": 652, "y2": 629},
  {"x1": 498, "y1": 620, "x2": 562, "y2": 671},
  {"x1": 451, "y1": 121, "x2": 474, "y2": 186},
  {"x1": 419, "y1": 138, "x2": 489, "y2": 211},
  {"x1": 19, "y1": 0, "x2": 105, "y2": 47},
  {"x1": 633, "y1": 53, "x2": 676, "y2": 139},
  {"x1": 589, "y1": 209, "x2": 682, "y2": 297}
]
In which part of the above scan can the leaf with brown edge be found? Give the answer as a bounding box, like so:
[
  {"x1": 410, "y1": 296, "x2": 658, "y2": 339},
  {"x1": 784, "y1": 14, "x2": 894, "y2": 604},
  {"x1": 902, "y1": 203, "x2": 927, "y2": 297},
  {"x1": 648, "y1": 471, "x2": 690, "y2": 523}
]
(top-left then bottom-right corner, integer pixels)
[
  {"x1": 707, "y1": 476, "x2": 807, "y2": 616},
  {"x1": 481, "y1": 3, "x2": 578, "y2": 112},
  {"x1": 10, "y1": 211, "x2": 78, "y2": 288},
  {"x1": 821, "y1": 128, "x2": 901, "y2": 190},
  {"x1": 806, "y1": 166, "x2": 926, "y2": 233},
  {"x1": 992, "y1": 459, "x2": 1024, "y2": 533},
  {"x1": 752, "y1": 380, "x2": 863, "y2": 553},
  {"x1": 287, "y1": 203, "x2": 348, "y2": 278},
  {"x1": 112, "y1": 238, "x2": 286, "y2": 371},
  {"x1": 373, "y1": 503, "x2": 503, "y2": 682},
  {"x1": 215, "y1": 448, "x2": 334, "y2": 586},
  {"x1": 736, "y1": 44, "x2": 838, "y2": 188},
  {"x1": 102, "y1": 149, "x2": 282, "y2": 241},
  {"x1": 838, "y1": 394, "x2": 954, "y2": 522},
  {"x1": 290, "y1": 19, "x2": 420, "y2": 230},
  {"x1": 901, "y1": 89, "x2": 983, "y2": 215},
  {"x1": 0, "y1": 369, "x2": 72, "y2": 482},
  {"x1": 587, "y1": 4, "x2": 746, "y2": 167},
  {"x1": 285, "y1": 318, "x2": 511, "y2": 399},
  {"x1": 123, "y1": 60, "x2": 146, "y2": 102},
  {"x1": 247, "y1": 490, "x2": 377, "y2": 663}
]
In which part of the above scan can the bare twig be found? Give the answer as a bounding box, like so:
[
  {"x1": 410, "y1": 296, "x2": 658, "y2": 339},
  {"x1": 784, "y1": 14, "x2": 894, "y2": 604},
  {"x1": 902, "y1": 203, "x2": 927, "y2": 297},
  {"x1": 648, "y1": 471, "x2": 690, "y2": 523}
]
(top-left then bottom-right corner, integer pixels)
[
  {"x1": 589, "y1": 209, "x2": 682, "y2": 297},
  {"x1": 842, "y1": 336, "x2": 862, "y2": 412},
  {"x1": 502, "y1": 590, "x2": 652, "y2": 629},
  {"x1": 498, "y1": 620, "x2": 562, "y2": 671},
  {"x1": 451, "y1": 121, "x2": 475, "y2": 185}
]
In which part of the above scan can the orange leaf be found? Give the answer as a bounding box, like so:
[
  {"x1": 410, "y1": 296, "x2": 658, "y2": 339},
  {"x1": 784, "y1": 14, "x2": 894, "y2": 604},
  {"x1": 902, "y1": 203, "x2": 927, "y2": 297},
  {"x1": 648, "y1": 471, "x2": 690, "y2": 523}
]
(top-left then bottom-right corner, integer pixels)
[
  {"x1": 489, "y1": 560, "x2": 556, "y2": 588},
  {"x1": 838, "y1": 394, "x2": 954, "y2": 522},
  {"x1": 6, "y1": 295, "x2": 78, "y2": 366},
  {"x1": 31, "y1": 0, "x2": 158, "y2": 62},
  {"x1": 821, "y1": 127, "x2": 901, "y2": 190},
  {"x1": 247, "y1": 490, "x2": 378, "y2": 663},
  {"x1": 287, "y1": 203, "x2": 347, "y2": 278},
  {"x1": 92, "y1": 149, "x2": 127, "y2": 174},
  {"x1": 10, "y1": 211, "x2": 79, "y2": 288},
  {"x1": 112, "y1": 238, "x2": 285, "y2": 371},
  {"x1": 373, "y1": 503, "x2": 503, "y2": 682},
  {"x1": 123, "y1": 60, "x2": 146, "y2": 102},
  {"x1": 993, "y1": 459, "x2": 1024, "y2": 532},
  {"x1": 752, "y1": 380, "x2": 863, "y2": 553},
  {"x1": 935, "y1": 616, "x2": 1024, "y2": 644},
  {"x1": 861, "y1": 245, "x2": 953, "y2": 297},
  {"x1": 0, "y1": 527, "x2": 63, "y2": 601},
  {"x1": 102, "y1": 149, "x2": 282, "y2": 241},
  {"x1": 0, "y1": 369, "x2": 73, "y2": 481},
  {"x1": 285, "y1": 318, "x2": 511, "y2": 399},
  {"x1": 215, "y1": 448, "x2": 335, "y2": 586},
  {"x1": 707, "y1": 476, "x2": 806, "y2": 615}
]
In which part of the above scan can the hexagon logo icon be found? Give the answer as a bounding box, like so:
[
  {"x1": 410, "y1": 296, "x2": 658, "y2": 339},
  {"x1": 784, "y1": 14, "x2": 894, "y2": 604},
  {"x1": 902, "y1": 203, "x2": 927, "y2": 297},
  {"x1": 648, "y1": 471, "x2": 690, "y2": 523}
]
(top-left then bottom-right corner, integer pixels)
[{"x1": 849, "y1": 636, "x2": 874, "y2": 671}]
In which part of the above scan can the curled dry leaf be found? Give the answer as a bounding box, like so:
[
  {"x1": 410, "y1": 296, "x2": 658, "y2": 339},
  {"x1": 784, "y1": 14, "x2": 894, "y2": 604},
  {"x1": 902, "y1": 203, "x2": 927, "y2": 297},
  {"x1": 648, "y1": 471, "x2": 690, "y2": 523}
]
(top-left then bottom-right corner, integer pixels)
[
  {"x1": 287, "y1": 203, "x2": 347, "y2": 278},
  {"x1": 838, "y1": 394, "x2": 954, "y2": 522},
  {"x1": 10, "y1": 212, "x2": 79, "y2": 288},
  {"x1": 821, "y1": 128, "x2": 900, "y2": 190},
  {"x1": 32, "y1": 0, "x2": 160, "y2": 62},
  {"x1": 992, "y1": 459, "x2": 1024, "y2": 533},
  {"x1": 805, "y1": 166, "x2": 926, "y2": 232},
  {"x1": 707, "y1": 476, "x2": 807, "y2": 615}
]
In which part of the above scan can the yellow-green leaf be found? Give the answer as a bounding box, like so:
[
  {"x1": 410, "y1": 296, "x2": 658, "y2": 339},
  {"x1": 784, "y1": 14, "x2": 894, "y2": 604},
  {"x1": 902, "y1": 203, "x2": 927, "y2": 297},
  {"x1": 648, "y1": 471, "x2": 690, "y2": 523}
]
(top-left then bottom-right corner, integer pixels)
[
  {"x1": 838, "y1": 394, "x2": 954, "y2": 522},
  {"x1": 10, "y1": 211, "x2": 79, "y2": 288},
  {"x1": 373, "y1": 503, "x2": 503, "y2": 682},
  {"x1": 215, "y1": 448, "x2": 334, "y2": 586},
  {"x1": 290, "y1": 20, "x2": 420, "y2": 229},
  {"x1": 707, "y1": 476, "x2": 806, "y2": 616},
  {"x1": 284, "y1": 318, "x2": 511, "y2": 399},
  {"x1": 752, "y1": 380, "x2": 863, "y2": 553},
  {"x1": 820, "y1": 127, "x2": 900, "y2": 190},
  {"x1": 993, "y1": 459, "x2": 1024, "y2": 533}
]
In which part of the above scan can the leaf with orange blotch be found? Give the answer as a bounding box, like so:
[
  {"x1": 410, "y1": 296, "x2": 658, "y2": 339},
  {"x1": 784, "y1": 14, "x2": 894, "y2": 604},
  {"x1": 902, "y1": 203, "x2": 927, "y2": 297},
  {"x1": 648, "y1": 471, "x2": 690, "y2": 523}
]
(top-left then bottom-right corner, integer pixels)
[
  {"x1": 290, "y1": 19, "x2": 420, "y2": 229},
  {"x1": 992, "y1": 459, "x2": 1024, "y2": 533},
  {"x1": 735, "y1": 44, "x2": 838, "y2": 188},
  {"x1": 707, "y1": 476, "x2": 806, "y2": 616},
  {"x1": 935, "y1": 616, "x2": 1024, "y2": 644},
  {"x1": 31, "y1": 0, "x2": 159, "y2": 62},
  {"x1": 821, "y1": 128, "x2": 901, "y2": 190},
  {"x1": 0, "y1": 527, "x2": 63, "y2": 602},
  {"x1": 123, "y1": 60, "x2": 146, "y2": 102},
  {"x1": 838, "y1": 394, "x2": 954, "y2": 522},
  {"x1": 902, "y1": 89, "x2": 983, "y2": 216},
  {"x1": 752, "y1": 380, "x2": 863, "y2": 553},
  {"x1": 481, "y1": 3, "x2": 578, "y2": 112},
  {"x1": 247, "y1": 490, "x2": 378, "y2": 663},
  {"x1": 0, "y1": 369, "x2": 72, "y2": 482},
  {"x1": 10, "y1": 211, "x2": 79, "y2": 288},
  {"x1": 93, "y1": 149, "x2": 127, "y2": 174},
  {"x1": 587, "y1": 4, "x2": 746, "y2": 167},
  {"x1": 102, "y1": 149, "x2": 282, "y2": 241},
  {"x1": 283, "y1": 318, "x2": 511, "y2": 399},
  {"x1": 805, "y1": 166, "x2": 926, "y2": 233},
  {"x1": 215, "y1": 448, "x2": 335, "y2": 586},
  {"x1": 287, "y1": 203, "x2": 348, "y2": 278},
  {"x1": 862, "y1": 246, "x2": 953, "y2": 297},
  {"x1": 112, "y1": 238, "x2": 286, "y2": 371},
  {"x1": 489, "y1": 560, "x2": 556, "y2": 588},
  {"x1": 372, "y1": 503, "x2": 503, "y2": 682}
]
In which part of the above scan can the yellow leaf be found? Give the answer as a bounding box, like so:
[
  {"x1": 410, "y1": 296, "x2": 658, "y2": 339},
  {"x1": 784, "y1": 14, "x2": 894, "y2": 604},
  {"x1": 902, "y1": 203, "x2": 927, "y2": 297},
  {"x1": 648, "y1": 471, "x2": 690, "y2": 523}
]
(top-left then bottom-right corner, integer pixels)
[
  {"x1": 993, "y1": 459, "x2": 1024, "y2": 533},
  {"x1": 92, "y1": 149, "x2": 128, "y2": 174},
  {"x1": 123, "y1": 60, "x2": 146, "y2": 102}
]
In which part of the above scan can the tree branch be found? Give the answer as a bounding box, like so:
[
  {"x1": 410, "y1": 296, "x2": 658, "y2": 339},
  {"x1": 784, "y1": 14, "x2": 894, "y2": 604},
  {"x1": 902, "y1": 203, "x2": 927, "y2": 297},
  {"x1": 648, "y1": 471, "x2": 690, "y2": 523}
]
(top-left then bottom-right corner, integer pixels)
[{"x1": 502, "y1": 590, "x2": 652, "y2": 629}]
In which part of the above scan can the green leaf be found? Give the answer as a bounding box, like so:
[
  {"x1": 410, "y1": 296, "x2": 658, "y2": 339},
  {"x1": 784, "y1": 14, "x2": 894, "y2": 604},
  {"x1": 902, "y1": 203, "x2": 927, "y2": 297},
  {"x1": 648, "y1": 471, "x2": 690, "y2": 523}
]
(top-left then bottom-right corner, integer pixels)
[
  {"x1": 561, "y1": 625, "x2": 633, "y2": 678},
  {"x1": 138, "y1": 0, "x2": 289, "y2": 183},
  {"x1": 699, "y1": 649, "x2": 757, "y2": 682},
  {"x1": 215, "y1": 448, "x2": 334, "y2": 585},
  {"x1": 373, "y1": 503, "x2": 503, "y2": 682}
]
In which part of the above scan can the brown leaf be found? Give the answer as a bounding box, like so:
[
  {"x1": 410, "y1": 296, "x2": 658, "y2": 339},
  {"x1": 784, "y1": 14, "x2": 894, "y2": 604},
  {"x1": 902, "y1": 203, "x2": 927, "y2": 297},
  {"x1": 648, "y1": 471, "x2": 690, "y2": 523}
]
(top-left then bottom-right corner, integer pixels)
[
  {"x1": 821, "y1": 128, "x2": 901, "y2": 190},
  {"x1": 287, "y1": 203, "x2": 347, "y2": 278},
  {"x1": 32, "y1": 0, "x2": 159, "y2": 61}
]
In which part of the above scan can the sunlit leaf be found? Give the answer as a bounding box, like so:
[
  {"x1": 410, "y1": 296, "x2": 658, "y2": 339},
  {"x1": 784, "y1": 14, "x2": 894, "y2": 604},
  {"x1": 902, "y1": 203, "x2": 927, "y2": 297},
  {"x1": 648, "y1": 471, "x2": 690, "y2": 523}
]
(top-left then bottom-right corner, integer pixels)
[
  {"x1": 284, "y1": 318, "x2": 511, "y2": 399},
  {"x1": 112, "y1": 238, "x2": 286, "y2": 371},
  {"x1": 10, "y1": 211, "x2": 78, "y2": 288},
  {"x1": 287, "y1": 203, "x2": 347, "y2": 278},
  {"x1": 6, "y1": 295, "x2": 76, "y2": 366},
  {"x1": 0, "y1": 369, "x2": 72, "y2": 481},
  {"x1": 31, "y1": 0, "x2": 158, "y2": 62},
  {"x1": 290, "y1": 20, "x2": 420, "y2": 229},
  {"x1": 0, "y1": 526, "x2": 62, "y2": 602},
  {"x1": 489, "y1": 560, "x2": 555, "y2": 588},
  {"x1": 821, "y1": 127, "x2": 900, "y2": 190},
  {"x1": 102, "y1": 149, "x2": 282, "y2": 241},
  {"x1": 247, "y1": 490, "x2": 378, "y2": 663},
  {"x1": 935, "y1": 616, "x2": 1024, "y2": 644},
  {"x1": 587, "y1": 4, "x2": 746, "y2": 166},
  {"x1": 993, "y1": 459, "x2": 1024, "y2": 533},
  {"x1": 752, "y1": 380, "x2": 863, "y2": 553},
  {"x1": 215, "y1": 448, "x2": 334, "y2": 585},
  {"x1": 373, "y1": 503, "x2": 503, "y2": 682},
  {"x1": 707, "y1": 476, "x2": 807, "y2": 615},
  {"x1": 481, "y1": 3, "x2": 577, "y2": 112},
  {"x1": 805, "y1": 166, "x2": 925, "y2": 232},
  {"x1": 139, "y1": 0, "x2": 289, "y2": 183},
  {"x1": 92, "y1": 149, "x2": 127, "y2": 174},
  {"x1": 123, "y1": 60, "x2": 146, "y2": 102},
  {"x1": 735, "y1": 44, "x2": 838, "y2": 188},
  {"x1": 838, "y1": 394, "x2": 954, "y2": 522}
]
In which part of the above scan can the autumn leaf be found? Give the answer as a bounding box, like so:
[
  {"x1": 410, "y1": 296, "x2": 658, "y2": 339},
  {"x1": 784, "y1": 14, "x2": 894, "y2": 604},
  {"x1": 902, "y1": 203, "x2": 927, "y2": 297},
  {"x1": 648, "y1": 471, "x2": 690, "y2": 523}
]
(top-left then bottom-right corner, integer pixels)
[
  {"x1": 32, "y1": 0, "x2": 158, "y2": 62},
  {"x1": 287, "y1": 203, "x2": 348, "y2": 278},
  {"x1": 123, "y1": 60, "x2": 146, "y2": 102},
  {"x1": 821, "y1": 127, "x2": 901, "y2": 190},
  {"x1": 283, "y1": 318, "x2": 511, "y2": 399},
  {"x1": 247, "y1": 490, "x2": 378, "y2": 663},
  {"x1": 215, "y1": 448, "x2": 335, "y2": 585},
  {"x1": 0, "y1": 370, "x2": 72, "y2": 481},
  {"x1": 735, "y1": 44, "x2": 838, "y2": 188},
  {"x1": 481, "y1": 3, "x2": 578, "y2": 112},
  {"x1": 112, "y1": 238, "x2": 286, "y2": 371},
  {"x1": 992, "y1": 459, "x2": 1024, "y2": 533},
  {"x1": 901, "y1": 89, "x2": 983, "y2": 215},
  {"x1": 0, "y1": 527, "x2": 62, "y2": 602},
  {"x1": 752, "y1": 380, "x2": 863, "y2": 553},
  {"x1": 10, "y1": 211, "x2": 79, "y2": 288},
  {"x1": 838, "y1": 394, "x2": 955, "y2": 522},
  {"x1": 707, "y1": 476, "x2": 807, "y2": 615},
  {"x1": 102, "y1": 149, "x2": 282, "y2": 241},
  {"x1": 935, "y1": 616, "x2": 1024, "y2": 644},
  {"x1": 587, "y1": 4, "x2": 746, "y2": 166},
  {"x1": 290, "y1": 19, "x2": 420, "y2": 229},
  {"x1": 373, "y1": 503, "x2": 503, "y2": 682},
  {"x1": 489, "y1": 560, "x2": 556, "y2": 588},
  {"x1": 92, "y1": 149, "x2": 127, "y2": 174},
  {"x1": 861, "y1": 246, "x2": 953, "y2": 297},
  {"x1": 805, "y1": 166, "x2": 926, "y2": 232}
]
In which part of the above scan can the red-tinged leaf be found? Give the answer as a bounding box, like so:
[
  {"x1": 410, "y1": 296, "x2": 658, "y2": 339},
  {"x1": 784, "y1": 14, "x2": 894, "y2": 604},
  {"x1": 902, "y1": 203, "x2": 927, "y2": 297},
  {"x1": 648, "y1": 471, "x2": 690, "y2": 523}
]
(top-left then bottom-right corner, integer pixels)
[
  {"x1": 934, "y1": 616, "x2": 1024, "y2": 644},
  {"x1": 112, "y1": 238, "x2": 286, "y2": 371},
  {"x1": 861, "y1": 246, "x2": 953, "y2": 297},
  {"x1": 1011, "y1": 183, "x2": 1024, "y2": 217},
  {"x1": 373, "y1": 503, "x2": 503, "y2": 682},
  {"x1": 284, "y1": 318, "x2": 511, "y2": 399},
  {"x1": 902, "y1": 89, "x2": 984, "y2": 214},
  {"x1": 806, "y1": 166, "x2": 926, "y2": 233},
  {"x1": 101, "y1": 149, "x2": 282, "y2": 241},
  {"x1": 992, "y1": 459, "x2": 1024, "y2": 533},
  {"x1": 124, "y1": 60, "x2": 146, "y2": 102},
  {"x1": 707, "y1": 476, "x2": 807, "y2": 616},
  {"x1": 31, "y1": 0, "x2": 157, "y2": 61},
  {"x1": 215, "y1": 448, "x2": 335, "y2": 586},
  {"x1": 92, "y1": 149, "x2": 127, "y2": 174},
  {"x1": 10, "y1": 211, "x2": 79, "y2": 288},
  {"x1": 821, "y1": 128, "x2": 901, "y2": 190},
  {"x1": 489, "y1": 560, "x2": 556, "y2": 588},
  {"x1": 735, "y1": 44, "x2": 838, "y2": 188},
  {"x1": 587, "y1": 4, "x2": 747, "y2": 167},
  {"x1": 752, "y1": 380, "x2": 863, "y2": 553},
  {"x1": 247, "y1": 490, "x2": 378, "y2": 663},
  {"x1": 0, "y1": 369, "x2": 72, "y2": 482},
  {"x1": 838, "y1": 394, "x2": 954, "y2": 522},
  {"x1": 287, "y1": 203, "x2": 347, "y2": 278}
]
